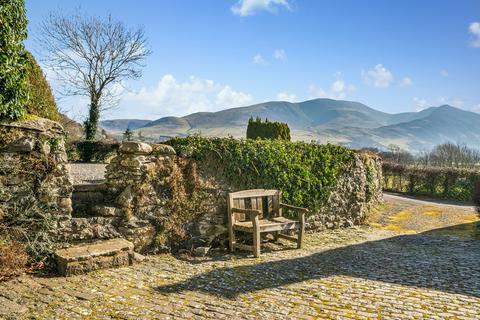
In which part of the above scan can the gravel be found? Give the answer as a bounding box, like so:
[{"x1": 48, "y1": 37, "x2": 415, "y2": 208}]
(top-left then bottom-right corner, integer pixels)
[{"x1": 67, "y1": 163, "x2": 107, "y2": 185}]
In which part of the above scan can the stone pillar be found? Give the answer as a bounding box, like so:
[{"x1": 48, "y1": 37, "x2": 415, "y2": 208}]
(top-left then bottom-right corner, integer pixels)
[
  {"x1": 0, "y1": 117, "x2": 73, "y2": 221},
  {"x1": 104, "y1": 141, "x2": 177, "y2": 251}
]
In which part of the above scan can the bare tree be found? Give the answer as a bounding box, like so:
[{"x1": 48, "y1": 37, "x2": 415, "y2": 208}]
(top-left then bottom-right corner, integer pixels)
[{"x1": 38, "y1": 10, "x2": 151, "y2": 140}]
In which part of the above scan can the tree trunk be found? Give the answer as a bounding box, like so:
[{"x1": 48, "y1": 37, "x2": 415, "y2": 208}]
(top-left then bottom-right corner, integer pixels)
[{"x1": 85, "y1": 99, "x2": 100, "y2": 141}]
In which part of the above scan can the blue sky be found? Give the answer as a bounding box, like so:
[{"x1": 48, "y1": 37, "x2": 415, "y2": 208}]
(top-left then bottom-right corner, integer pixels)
[{"x1": 25, "y1": 0, "x2": 480, "y2": 120}]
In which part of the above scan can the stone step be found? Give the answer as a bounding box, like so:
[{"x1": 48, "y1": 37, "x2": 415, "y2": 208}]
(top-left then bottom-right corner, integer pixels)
[
  {"x1": 91, "y1": 205, "x2": 118, "y2": 217},
  {"x1": 55, "y1": 238, "x2": 134, "y2": 276},
  {"x1": 73, "y1": 183, "x2": 107, "y2": 193},
  {"x1": 67, "y1": 217, "x2": 121, "y2": 241},
  {"x1": 72, "y1": 183, "x2": 113, "y2": 217}
]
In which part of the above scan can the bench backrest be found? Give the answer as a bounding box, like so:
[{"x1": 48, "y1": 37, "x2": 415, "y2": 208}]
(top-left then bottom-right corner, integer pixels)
[{"x1": 228, "y1": 189, "x2": 282, "y2": 222}]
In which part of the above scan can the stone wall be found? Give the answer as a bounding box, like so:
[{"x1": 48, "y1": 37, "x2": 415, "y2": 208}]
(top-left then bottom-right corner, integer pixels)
[
  {"x1": 103, "y1": 142, "x2": 383, "y2": 252},
  {"x1": 306, "y1": 152, "x2": 383, "y2": 231},
  {"x1": 0, "y1": 117, "x2": 73, "y2": 242}
]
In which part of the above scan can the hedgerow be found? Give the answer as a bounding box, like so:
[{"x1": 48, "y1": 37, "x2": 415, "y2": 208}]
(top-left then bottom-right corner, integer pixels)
[
  {"x1": 66, "y1": 140, "x2": 120, "y2": 163},
  {"x1": 167, "y1": 136, "x2": 356, "y2": 213},
  {"x1": 24, "y1": 51, "x2": 59, "y2": 121},
  {"x1": 0, "y1": 0, "x2": 29, "y2": 120},
  {"x1": 383, "y1": 162, "x2": 480, "y2": 202}
]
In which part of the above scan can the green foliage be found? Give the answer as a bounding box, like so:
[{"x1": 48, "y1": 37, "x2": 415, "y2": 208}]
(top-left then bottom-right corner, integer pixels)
[
  {"x1": 0, "y1": 0, "x2": 29, "y2": 120},
  {"x1": 383, "y1": 162, "x2": 480, "y2": 202},
  {"x1": 246, "y1": 116, "x2": 291, "y2": 141},
  {"x1": 167, "y1": 136, "x2": 355, "y2": 213},
  {"x1": 365, "y1": 161, "x2": 376, "y2": 201},
  {"x1": 24, "y1": 51, "x2": 59, "y2": 121},
  {"x1": 66, "y1": 140, "x2": 119, "y2": 163}
]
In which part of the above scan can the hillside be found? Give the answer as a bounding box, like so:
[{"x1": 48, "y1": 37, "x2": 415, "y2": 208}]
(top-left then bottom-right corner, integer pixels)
[
  {"x1": 100, "y1": 119, "x2": 152, "y2": 134},
  {"x1": 100, "y1": 99, "x2": 480, "y2": 151}
]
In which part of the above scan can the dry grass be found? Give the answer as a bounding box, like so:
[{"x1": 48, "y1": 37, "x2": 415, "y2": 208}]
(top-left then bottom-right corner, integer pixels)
[{"x1": 0, "y1": 239, "x2": 28, "y2": 281}]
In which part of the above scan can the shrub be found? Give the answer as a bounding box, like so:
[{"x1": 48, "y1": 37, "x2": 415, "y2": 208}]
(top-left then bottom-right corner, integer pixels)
[
  {"x1": 67, "y1": 140, "x2": 120, "y2": 162},
  {"x1": 0, "y1": 194, "x2": 59, "y2": 267},
  {"x1": 246, "y1": 116, "x2": 291, "y2": 141},
  {"x1": 383, "y1": 162, "x2": 480, "y2": 202},
  {"x1": 0, "y1": 238, "x2": 28, "y2": 280},
  {"x1": 0, "y1": 0, "x2": 29, "y2": 120},
  {"x1": 167, "y1": 136, "x2": 355, "y2": 213},
  {"x1": 24, "y1": 51, "x2": 59, "y2": 121}
]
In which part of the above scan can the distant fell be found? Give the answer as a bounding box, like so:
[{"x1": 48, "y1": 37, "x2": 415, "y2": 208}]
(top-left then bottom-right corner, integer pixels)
[{"x1": 100, "y1": 99, "x2": 480, "y2": 151}]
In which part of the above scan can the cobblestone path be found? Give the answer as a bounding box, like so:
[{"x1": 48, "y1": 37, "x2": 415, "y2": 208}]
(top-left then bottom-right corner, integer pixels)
[{"x1": 1, "y1": 196, "x2": 479, "y2": 319}]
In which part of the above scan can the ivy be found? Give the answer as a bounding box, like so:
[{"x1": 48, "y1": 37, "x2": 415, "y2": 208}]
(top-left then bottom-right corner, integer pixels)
[
  {"x1": 167, "y1": 136, "x2": 356, "y2": 213},
  {"x1": 365, "y1": 161, "x2": 376, "y2": 202},
  {"x1": 0, "y1": 0, "x2": 29, "y2": 120}
]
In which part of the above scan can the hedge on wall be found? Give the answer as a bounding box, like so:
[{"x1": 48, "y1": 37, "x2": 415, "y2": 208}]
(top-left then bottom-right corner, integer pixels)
[
  {"x1": 0, "y1": 0, "x2": 29, "y2": 120},
  {"x1": 383, "y1": 161, "x2": 480, "y2": 202},
  {"x1": 246, "y1": 116, "x2": 291, "y2": 141},
  {"x1": 24, "y1": 51, "x2": 59, "y2": 121},
  {"x1": 167, "y1": 136, "x2": 355, "y2": 213},
  {"x1": 67, "y1": 140, "x2": 120, "y2": 163}
]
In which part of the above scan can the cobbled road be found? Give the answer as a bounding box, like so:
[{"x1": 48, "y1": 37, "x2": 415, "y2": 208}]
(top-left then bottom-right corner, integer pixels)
[{"x1": 1, "y1": 195, "x2": 479, "y2": 319}]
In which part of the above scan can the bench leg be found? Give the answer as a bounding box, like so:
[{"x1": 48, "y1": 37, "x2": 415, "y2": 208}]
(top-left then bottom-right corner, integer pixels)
[
  {"x1": 273, "y1": 231, "x2": 280, "y2": 243},
  {"x1": 228, "y1": 224, "x2": 235, "y2": 252},
  {"x1": 297, "y1": 213, "x2": 305, "y2": 249},
  {"x1": 252, "y1": 216, "x2": 261, "y2": 257}
]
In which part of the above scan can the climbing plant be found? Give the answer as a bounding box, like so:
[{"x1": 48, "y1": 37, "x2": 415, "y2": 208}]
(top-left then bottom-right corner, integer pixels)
[
  {"x1": 0, "y1": 0, "x2": 29, "y2": 120},
  {"x1": 167, "y1": 136, "x2": 356, "y2": 213}
]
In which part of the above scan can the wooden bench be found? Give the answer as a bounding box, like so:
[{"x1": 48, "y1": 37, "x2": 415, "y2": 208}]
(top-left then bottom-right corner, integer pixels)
[{"x1": 227, "y1": 189, "x2": 308, "y2": 257}]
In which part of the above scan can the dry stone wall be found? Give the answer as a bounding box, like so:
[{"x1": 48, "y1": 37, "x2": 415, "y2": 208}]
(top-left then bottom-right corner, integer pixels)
[
  {"x1": 103, "y1": 142, "x2": 383, "y2": 252},
  {"x1": 0, "y1": 126, "x2": 382, "y2": 258},
  {"x1": 0, "y1": 117, "x2": 73, "y2": 244}
]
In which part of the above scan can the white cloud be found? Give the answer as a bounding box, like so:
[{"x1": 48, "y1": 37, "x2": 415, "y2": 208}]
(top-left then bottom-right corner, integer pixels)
[
  {"x1": 438, "y1": 96, "x2": 464, "y2": 107},
  {"x1": 308, "y1": 79, "x2": 355, "y2": 100},
  {"x1": 231, "y1": 0, "x2": 290, "y2": 17},
  {"x1": 469, "y1": 22, "x2": 480, "y2": 47},
  {"x1": 399, "y1": 77, "x2": 413, "y2": 87},
  {"x1": 276, "y1": 92, "x2": 297, "y2": 102},
  {"x1": 216, "y1": 85, "x2": 254, "y2": 107},
  {"x1": 252, "y1": 54, "x2": 267, "y2": 65},
  {"x1": 109, "y1": 74, "x2": 254, "y2": 119},
  {"x1": 273, "y1": 49, "x2": 287, "y2": 62},
  {"x1": 362, "y1": 64, "x2": 394, "y2": 88},
  {"x1": 413, "y1": 97, "x2": 428, "y2": 111},
  {"x1": 440, "y1": 69, "x2": 449, "y2": 77},
  {"x1": 471, "y1": 104, "x2": 480, "y2": 113}
]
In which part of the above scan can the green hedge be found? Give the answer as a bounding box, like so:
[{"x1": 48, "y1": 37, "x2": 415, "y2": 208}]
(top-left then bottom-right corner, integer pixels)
[
  {"x1": 25, "y1": 51, "x2": 59, "y2": 121},
  {"x1": 67, "y1": 140, "x2": 120, "y2": 163},
  {"x1": 167, "y1": 136, "x2": 355, "y2": 212},
  {"x1": 246, "y1": 117, "x2": 291, "y2": 141},
  {"x1": 383, "y1": 162, "x2": 480, "y2": 202},
  {"x1": 0, "y1": 0, "x2": 29, "y2": 120}
]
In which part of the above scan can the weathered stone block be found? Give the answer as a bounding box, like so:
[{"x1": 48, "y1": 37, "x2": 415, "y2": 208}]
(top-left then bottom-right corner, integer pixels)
[
  {"x1": 151, "y1": 143, "x2": 176, "y2": 156},
  {"x1": 3, "y1": 137, "x2": 35, "y2": 153},
  {"x1": 119, "y1": 142, "x2": 152, "y2": 155},
  {"x1": 55, "y1": 238, "x2": 134, "y2": 276}
]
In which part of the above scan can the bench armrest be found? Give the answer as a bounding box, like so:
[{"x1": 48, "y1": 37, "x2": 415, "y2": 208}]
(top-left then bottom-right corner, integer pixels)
[{"x1": 280, "y1": 203, "x2": 309, "y2": 213}]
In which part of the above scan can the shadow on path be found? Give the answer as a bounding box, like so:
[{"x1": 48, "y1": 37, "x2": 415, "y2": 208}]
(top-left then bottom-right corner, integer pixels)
[{"x1": 155, "y1": 222, "x2": 480, "y2": 299}]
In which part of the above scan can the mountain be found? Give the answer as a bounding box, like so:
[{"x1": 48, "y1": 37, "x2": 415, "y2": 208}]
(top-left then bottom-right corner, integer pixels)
[
  {"x1": 100, "y1": 119, "x2": 152, "y2": 134},
  {"x1": 100, "y1": 99, "x2": 480, "y2": 152}
]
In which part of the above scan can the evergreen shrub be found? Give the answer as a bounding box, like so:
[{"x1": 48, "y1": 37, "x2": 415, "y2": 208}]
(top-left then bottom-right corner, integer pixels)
[
  {"x1": 246, "y1": 117, "x2": 291, "y2": 141},
  {"x1": 0, "y1": 0, "x2": 29, "y2": 120}
]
